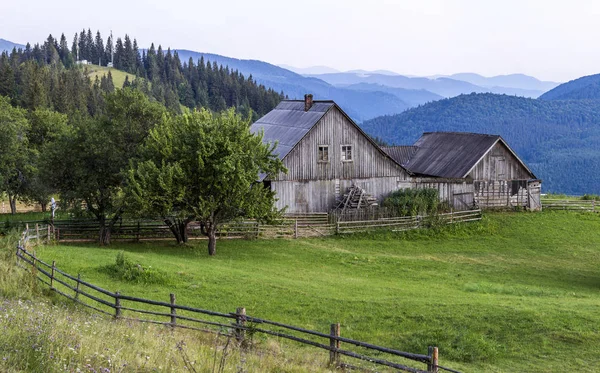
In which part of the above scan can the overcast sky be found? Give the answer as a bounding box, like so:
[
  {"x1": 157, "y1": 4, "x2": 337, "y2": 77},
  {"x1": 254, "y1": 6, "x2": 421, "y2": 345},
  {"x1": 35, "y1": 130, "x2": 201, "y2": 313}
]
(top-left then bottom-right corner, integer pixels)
[{"x1": 2, "y1": 0, "x2": 599, "y2": 82}]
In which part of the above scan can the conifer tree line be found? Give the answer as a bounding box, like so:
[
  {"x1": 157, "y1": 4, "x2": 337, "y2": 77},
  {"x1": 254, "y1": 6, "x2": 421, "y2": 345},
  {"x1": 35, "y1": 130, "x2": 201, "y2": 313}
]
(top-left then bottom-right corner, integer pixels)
[{"x1": 0, "y1": 29, "x2": 285, "y2": 118}]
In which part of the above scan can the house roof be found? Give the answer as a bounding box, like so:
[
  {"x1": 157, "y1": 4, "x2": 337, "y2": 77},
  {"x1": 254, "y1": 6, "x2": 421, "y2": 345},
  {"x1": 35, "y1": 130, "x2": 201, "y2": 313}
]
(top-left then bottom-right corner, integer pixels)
[
  {"x1": 384, "y1": 132, "x2": 536, "y2": 179},
  {"x1": 250, "y1": 100, "x2": 335, "y2": 160},
  {"x1": 381, "y1": 146, "x2": 419, "y2": 166},
  {"x1": 407, "y1": 132, "x2": 501, "y2": 178}
]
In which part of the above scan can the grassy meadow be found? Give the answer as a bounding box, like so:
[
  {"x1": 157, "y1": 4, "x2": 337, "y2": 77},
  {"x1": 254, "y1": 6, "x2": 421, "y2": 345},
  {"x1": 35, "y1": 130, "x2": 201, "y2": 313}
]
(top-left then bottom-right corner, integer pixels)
[
  {"x1": 16, "y1": 211, "x2": 600, "y2": 372},
  {"x1": 85, "y1": 64, "x2": 137, "y2": 89}
]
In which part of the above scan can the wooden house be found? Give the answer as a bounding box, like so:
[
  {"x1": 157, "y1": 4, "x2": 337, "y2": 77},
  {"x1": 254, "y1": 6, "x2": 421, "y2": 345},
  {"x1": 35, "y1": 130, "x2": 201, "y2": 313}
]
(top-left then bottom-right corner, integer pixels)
[
  {"x1": 252, "y1": 96, "x2": 542, "y2": 213},
  {"x1": 383, "y1": 132, "x2": 542, "y2": 210},
  {"x1": 250, "y1": 95, "x2": 412, "y2": 213}
]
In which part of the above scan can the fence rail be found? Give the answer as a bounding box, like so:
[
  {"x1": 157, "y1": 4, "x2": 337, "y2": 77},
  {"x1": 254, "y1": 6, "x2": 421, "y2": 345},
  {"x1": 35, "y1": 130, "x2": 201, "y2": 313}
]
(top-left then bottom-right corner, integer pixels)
[
  {"x1": 15, "y1": 225, "x2": 460, "y2": 373},
  {"x1": 542, "y1": 199, "x2": 598, "y2": 212},
  {"x1": 336, "y1": 209, "x2": 482, "y2": 234}
]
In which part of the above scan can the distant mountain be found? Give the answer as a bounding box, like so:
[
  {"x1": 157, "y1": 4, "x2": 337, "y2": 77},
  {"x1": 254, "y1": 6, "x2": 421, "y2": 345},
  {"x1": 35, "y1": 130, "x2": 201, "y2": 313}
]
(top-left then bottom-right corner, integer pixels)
[
  {"x1": 343, "y1": 83, "x2": 443, "y2": 107},
  {"x1": 278, "y1": 64, "x2": 340, "y2": 75},
  {"x1": 346, "y1": 69, "x2": 400, "y2": 76},
  {"x1": 0, "y1": 38, "x2": 25, "y2": 52},
  {"x1": 175, "y1": 50, "x2": 408, "y2": 121},
  {"x1": 538, "y1": 74, "x2": 600, "y2": 100},
  {"x1": 360, "y1": 93, "x2": 600, "y2": 194},
  {"x1": 308, "y1": 72, "x2": 488, "y2": 98},
  {"x1": 447, "y1": 73, "x2": 559, "y2": 92},
  {"x1": 309, "y1": 72, "x2": 556, "y2": 99}
]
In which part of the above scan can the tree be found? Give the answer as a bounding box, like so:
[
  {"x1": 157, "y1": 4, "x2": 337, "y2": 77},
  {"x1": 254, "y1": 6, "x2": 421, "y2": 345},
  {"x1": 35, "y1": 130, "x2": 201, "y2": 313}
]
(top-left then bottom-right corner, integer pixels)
[
  {"x1": 47, "y1": 89, "x2": 166, "y2": 244},
  {"x1": 0, "y1": 96, "x2": 31, "y2": 214},
  {"x1": 127, "y1": 108, "x2": 285, "y2": 254},
  {"x1": 22, "y1": 109, "x2": 68, "y2": 211}
]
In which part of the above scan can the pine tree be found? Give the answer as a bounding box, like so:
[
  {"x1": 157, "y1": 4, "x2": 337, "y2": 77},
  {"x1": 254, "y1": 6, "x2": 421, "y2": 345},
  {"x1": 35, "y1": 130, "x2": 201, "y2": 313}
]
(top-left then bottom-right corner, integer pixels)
[{"x1": 94, "y1": 31, "x2": 104, "y2": 66}]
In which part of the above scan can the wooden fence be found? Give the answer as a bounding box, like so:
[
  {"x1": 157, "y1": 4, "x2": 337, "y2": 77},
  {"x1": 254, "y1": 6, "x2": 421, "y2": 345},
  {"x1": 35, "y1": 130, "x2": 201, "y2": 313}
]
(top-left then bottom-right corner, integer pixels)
[
  {"x1": 15, "y1": 225, "x2": 461, "y2": 373},
  {"x1": 336, "y1": 209, "x2": 482, "y2": 234},
  {"x1": 542, "y1": 199, "x2": 598, "y2": 212},
  {"x1": 12, "y1": 210, "x2": 481, "y2": 243}
]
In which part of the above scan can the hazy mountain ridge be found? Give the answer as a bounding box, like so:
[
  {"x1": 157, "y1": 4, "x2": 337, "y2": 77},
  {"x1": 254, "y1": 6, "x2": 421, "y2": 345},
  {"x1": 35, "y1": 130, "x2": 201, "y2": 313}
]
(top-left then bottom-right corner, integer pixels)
[
  {"x1": 0, "y1": 38, "x2": 25, "y2": 52},
  {"x1": 174, "y1": 50, "x2": 408, "y2": 121},
  {"x1": 539, "y1": 73, "x2": 600, "y2": 100},
  {"x1": 360, "y1": 93, "x2": 600, "y2": 194},
  {"x1": 308, "y1": 72, "x2": 555, "y2": 99}
]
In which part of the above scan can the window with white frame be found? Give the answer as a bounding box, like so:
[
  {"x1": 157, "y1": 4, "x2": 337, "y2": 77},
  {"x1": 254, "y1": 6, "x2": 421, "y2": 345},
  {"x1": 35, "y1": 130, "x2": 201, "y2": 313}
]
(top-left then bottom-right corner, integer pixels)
[
  {"x1": 341, "y1": 145, "x2": 353, "y2": 161},
  {"x1": 318, "y1": 145, "x2": 329, "y2": 162}
]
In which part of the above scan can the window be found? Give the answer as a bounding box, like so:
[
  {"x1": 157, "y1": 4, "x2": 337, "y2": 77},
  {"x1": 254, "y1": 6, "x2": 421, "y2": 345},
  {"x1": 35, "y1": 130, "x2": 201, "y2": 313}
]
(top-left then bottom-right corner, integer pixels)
[
  {"x1": 341, "y1": 145, "x2": 353, "y2": 162},
  {"x1": 318, "y1": 145, "x2": 329, "y2": 162}
]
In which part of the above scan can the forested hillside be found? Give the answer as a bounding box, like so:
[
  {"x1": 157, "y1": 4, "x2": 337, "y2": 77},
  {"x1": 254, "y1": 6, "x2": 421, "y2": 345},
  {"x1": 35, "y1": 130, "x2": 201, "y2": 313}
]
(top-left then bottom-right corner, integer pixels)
[
  {"x1": 539, "y1": 73, "x2": 600, "y2": 100},
  {"x1": 361, "y1": 93, "x2": 600, "y2": 194},
  {"x1": 0, "y1": 30, "x2": 284, "y2": 119}
]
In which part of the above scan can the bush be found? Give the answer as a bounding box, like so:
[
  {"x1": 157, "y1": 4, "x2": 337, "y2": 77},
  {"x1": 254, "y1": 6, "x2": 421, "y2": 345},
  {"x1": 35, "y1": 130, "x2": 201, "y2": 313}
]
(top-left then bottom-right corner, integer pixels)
[
  {"x1": 102, "y1": 251, "x2": 171, "y2": 285},
  {"x1": 581, "y1": 194, "x2": 600, "y2": 201},
  {"x1": 382, "y1": 188, "x2": 441, "y2": 216}
]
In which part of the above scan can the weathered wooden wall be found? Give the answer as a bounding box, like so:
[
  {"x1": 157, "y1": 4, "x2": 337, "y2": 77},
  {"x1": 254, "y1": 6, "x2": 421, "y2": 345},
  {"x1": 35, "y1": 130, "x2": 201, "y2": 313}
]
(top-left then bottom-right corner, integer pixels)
[
  {"x1": 271, "y1": 107, "x2": 409, "y2": 182},
  {"x1": 469, "y1": 141, "x2": 532, "y2": 181},
  {"x1": 413, "y1": 178, "x2": 475, "y2": 211},
  {"x1": 273, "y1": 177, "x2": 412, "y2": 213},
  {"x1": 469, "y1": 142, "x2": 539, "y2": 209}
]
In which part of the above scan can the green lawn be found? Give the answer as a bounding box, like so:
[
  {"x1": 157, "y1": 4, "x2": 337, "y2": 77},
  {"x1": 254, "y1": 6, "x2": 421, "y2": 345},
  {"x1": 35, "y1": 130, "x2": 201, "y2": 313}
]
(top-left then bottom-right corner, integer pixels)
[
  {"x1": 35, "y1": 211, "x2": 600, "y2": 372},
  {"x1": 85, "y1": 64, "x2": 137, "y2": 89}
]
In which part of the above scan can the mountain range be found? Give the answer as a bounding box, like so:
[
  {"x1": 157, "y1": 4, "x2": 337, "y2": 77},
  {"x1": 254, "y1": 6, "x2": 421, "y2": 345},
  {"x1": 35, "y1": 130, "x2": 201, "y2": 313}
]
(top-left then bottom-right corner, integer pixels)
[
  {"x1": 361, "y1": 91, "x2": 600, "y2": 195},
  {"x1": 1, "y1": 39, "x2": 561, "y2": 122}
]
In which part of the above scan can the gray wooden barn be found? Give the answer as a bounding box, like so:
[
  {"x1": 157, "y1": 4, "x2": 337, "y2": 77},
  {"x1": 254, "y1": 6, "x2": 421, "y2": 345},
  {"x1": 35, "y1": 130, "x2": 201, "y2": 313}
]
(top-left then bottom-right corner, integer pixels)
[
  {"x1": 251, "y1": 95, "x2": 541, "y2": 213},
  {"x1": 383, "y1": 132, "x2": 542, "y2": 210}
]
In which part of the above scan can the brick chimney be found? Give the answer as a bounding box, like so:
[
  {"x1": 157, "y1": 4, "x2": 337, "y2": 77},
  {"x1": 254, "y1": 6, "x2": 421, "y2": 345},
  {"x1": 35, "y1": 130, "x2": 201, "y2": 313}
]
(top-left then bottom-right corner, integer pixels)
[{"x1": 304, "y1": 94, "x2": 313, "y2": 111}]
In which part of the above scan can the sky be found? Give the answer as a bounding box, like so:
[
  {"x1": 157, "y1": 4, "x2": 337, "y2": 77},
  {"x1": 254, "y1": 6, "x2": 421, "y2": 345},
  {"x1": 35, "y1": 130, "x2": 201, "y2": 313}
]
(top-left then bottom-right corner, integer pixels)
[{"x1": 2, "y1": 0, "x2": 599, "y2": 82}]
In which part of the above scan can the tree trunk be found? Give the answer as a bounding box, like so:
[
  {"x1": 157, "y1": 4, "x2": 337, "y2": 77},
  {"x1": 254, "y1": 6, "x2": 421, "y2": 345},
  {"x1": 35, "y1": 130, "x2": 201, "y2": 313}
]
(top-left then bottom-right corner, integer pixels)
[
  {"x1": 40, "y1": 202, "x2": 47, "y2": 213},
  {"x1": 99, "y1": 218, "x2": 111, "y2": 246},
  {"x1": 208, "y1": 224, "x2": 217, "y2": 256},
  {"x1": 8, "y1": 194, "x2": 17, "y2": 215},
  {"x1": 165, "y1": 218, "x2": 190, "y2": 244}
]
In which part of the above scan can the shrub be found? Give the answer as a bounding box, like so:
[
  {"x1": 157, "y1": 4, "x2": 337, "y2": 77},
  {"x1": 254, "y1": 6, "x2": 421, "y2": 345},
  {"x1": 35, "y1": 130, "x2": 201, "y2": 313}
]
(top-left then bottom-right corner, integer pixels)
[
  {"x1": 382, "y1": 188, "x2": 441, "y2": 216},
  {"x1": 102, "y1": 251, "x2": 171, "y2": 285}
]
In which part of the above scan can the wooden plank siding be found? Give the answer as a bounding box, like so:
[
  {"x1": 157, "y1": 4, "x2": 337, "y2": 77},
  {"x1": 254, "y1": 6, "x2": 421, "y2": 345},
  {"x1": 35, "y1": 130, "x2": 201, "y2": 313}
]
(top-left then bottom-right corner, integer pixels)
[
  {"x1": 271, "y1": 107, "x2": 409, "y2": 181},
  {"x1": 469, "y1": 141, "x2": 537, "y2": 209},
  {"x1": 269, "y1": 106, "x2": 410, "y2": 212}
]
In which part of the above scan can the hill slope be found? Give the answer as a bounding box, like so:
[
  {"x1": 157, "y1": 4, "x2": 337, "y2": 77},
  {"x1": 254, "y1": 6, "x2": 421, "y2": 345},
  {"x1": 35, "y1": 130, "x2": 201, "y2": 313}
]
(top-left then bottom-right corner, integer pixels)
[
  {"x1": 175, "y1": 50, "x2": 408, "y2": 121},
  {"x1": 539, "y1": 73, "x2": 600, "y2": 100},
  {"x1": 361, "y1": 93, "x2": 600, "y2": 194},
  {"x1": 0, "y1": 38, "x2": 24, "y2": 52}
]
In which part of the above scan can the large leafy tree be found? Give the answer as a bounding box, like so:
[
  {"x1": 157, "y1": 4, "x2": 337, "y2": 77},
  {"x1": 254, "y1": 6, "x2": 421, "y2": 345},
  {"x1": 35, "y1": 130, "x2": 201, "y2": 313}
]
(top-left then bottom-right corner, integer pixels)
[
  {"x1": 0, "y1": 96, "x2": 31, "y2": 214},
  {"x1": 127, "y1": 108, "x2": 285, "y2": 255},
  {"x1": 22, "y1": 109, "x2": 69, "y2": 211},
  {"x1": 47, "y1": 89, "x2": 166, "y2": 244}
]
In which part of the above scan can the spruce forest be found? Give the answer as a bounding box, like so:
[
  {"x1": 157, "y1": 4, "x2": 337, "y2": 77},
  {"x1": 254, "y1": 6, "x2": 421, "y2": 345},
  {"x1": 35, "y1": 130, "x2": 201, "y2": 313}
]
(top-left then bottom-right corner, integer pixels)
[{"x1": 0, "y1": 29, "x2": 285, "y2": 118}]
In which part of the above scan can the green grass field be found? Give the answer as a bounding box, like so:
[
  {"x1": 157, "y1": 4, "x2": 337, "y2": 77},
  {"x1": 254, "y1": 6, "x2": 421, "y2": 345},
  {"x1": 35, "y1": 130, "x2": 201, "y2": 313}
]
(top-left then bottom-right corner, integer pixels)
[
  {"x1": 31, "y1": 211, "x2": 600, "y2": 372},
  {"x1": 85, "y1": 64, "x2": 137, "y2": 89}
]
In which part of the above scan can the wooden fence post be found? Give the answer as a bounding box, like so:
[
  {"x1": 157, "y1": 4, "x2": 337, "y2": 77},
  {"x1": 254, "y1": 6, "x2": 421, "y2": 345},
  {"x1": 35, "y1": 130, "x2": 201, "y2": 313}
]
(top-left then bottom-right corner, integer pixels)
[
  {"x1": 47, "y1": 225, "x2": 51, "y2": 243},
  {"x1": 450, "y1": 208, "x2": 454, "y2": 224},
  {"x1": 75, "y1": 273, "x2": 81, "y2": 300},
  {"x1": 136, "y1": 221, "x2": 141, "y2": 242},
  {"x1": 294, "y1": 219, "x2": 298, "y2": 239},
  {"x1": 336, "y1": 222, "x2": 340, "y2": 235},
  {"x1": 170, "y1": 293, "x2": 177, "y2": 326},
  {"x1": 114, "y1": 292, "x2": 121, "y2": 319},
  {"x1": 50, "y1": 261, "x2": 56, "y2": 289},
  {"x1": 235, "y1": 307, "x2": 246, "y2": 343},
  {"x1": 329, "y1": 323, "x2": 340, "y2": 367},
  {"x1": 427, "y1": 346, "x2": 439, "y2": 373},
  {"x1": 36, "y1": 224, "x2": 40, "y2": 244}
]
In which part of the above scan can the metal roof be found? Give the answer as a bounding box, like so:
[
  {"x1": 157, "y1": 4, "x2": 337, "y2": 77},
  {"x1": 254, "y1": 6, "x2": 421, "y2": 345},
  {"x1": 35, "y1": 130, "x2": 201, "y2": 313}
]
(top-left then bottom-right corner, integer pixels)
[
  {"x1": 381, "y1": 146, "x2": 419, "y2": 166},
  {"x1": 404, "y1": 132, "x2": 502, "y2": 178},
  {"x1": 250, "y1": 100, "x2": 335, "y2": 160}
]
